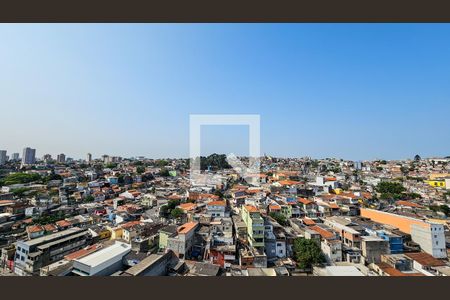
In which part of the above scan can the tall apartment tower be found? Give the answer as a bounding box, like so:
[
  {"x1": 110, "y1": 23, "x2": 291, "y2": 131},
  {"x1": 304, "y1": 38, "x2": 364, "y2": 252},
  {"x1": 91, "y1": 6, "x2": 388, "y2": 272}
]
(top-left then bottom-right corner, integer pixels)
[
  {"x1": 56, "y1": 153, "x2": 66, "y2": 163},
  {"x1": 11, "y1": 153, "x2": 20, "y2": 161},
  {"x1": 22, "y1": 147, "x2": 36, "y2": 165},
  {"x1": 87, "y1": 153, "x2": 92, "y2": 163},
  {"x1": 0, "y1": 150, "x2": 7, "y2": 165}
]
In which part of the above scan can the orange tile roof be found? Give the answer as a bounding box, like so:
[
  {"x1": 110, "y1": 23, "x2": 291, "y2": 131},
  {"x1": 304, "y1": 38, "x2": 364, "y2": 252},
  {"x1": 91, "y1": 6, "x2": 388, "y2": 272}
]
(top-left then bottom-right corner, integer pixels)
[
  {"x1": 361, "y1": 192, "x2": 372, "y2": 199},
  {"x1": 340, "y1": 192, "x2": 359, "y2": 199},
  {"x1": 120, "y1": 220, "x2": 141, "y2": 229},
  {"x1": 377, "y1": 263, "x2": 424, "y2": 276},
  {"x1": 405, "y1": 252, "x2": 447, "y2": 267},
  {"x1": 233, "y1": 185, "x2": 249, "y2": 190},
  {"x1": 56, "y1": 220, "x2": 72, "y2": 227},
  {"x1": 0, "y1": 200, "x2": 14, "y2": 205},
  {"x1": 277, "y1": 180, "x2": 300, "y2": 186},
  {"x1": 310, "y1": 225, "x2": 335, "y2": 240},
  {"x1": 64, "y1": 244, "x2": 102, "y2": 261},
  {"x1": 27, "y1": 225, "x2": 44, "y2": 233},
  {"x1": 246, "y1": 189, "x2": 261, "y2": 194},
  {"x1": 179, "y1": 203, "x2": 197, "y2": 211},
  {"x1": 43, "y1": 224, "x2": 57, "y2": 232},
  {"x1": 269, "y1": 205, "x2": 281, "y2": 211},
  {"x1": 207, "y1": 200, "x2": 226, "y2": 206},
  {"x1": 320, "y1": 194, "x2": 337, "y2": 200},
  {"x1": 298, "y1": 198, "x2": 313, "y2": 205},
  {"x1": 22, "y1": 218, "x2": 33, "y2": 224},
  {"x1": 178, "y1": 222, "x2": 198, "y2": 234},
  {"x1": 302, "y1": 218, "x2": 316, "y2": 226},
  {"x1": 396, "y1": 200, "x2": 423, "y2": 208},
  {"x1": 169, "y1": 194, "x2": 182, "y2": 200},
  {"x1": 244, "y1": 205, "x2": 259, "y2": 213}
]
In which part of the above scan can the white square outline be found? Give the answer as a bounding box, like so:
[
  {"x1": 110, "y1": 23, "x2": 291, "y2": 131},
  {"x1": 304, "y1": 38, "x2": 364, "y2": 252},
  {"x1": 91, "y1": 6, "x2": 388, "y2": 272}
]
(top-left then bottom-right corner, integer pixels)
[{"x1": 189, "y1": 114, "x2": 260, "y2": 187}]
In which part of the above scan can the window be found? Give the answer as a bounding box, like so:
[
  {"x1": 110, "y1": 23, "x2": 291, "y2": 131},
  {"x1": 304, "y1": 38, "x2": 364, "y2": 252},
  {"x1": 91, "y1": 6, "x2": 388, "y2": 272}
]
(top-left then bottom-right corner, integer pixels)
[{"x1": 20, "y1": 256, "x2": 25, "y2": 261}]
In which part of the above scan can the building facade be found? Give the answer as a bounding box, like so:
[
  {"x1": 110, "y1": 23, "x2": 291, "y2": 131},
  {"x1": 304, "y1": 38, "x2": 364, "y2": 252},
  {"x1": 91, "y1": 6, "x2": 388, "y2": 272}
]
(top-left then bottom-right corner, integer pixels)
[
  {"x1": 241, "y1": 205, "x2": 264, "y2": 249},
  {"x1": 22, "y1": 147, "x2": 36, "y2": 165},
  {"x1": 14, "y1": 227, "x2": 90, "y2": 275},
  {"x1": 0, "y1": 150, "x2": 7, "y2": 165}
]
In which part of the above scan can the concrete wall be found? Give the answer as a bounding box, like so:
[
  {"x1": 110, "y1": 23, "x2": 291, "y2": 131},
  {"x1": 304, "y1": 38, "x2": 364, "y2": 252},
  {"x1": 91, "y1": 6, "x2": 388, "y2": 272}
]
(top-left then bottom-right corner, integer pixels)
[{"x1": 361, "y1": 239, "x2": 390, "y2": 264}]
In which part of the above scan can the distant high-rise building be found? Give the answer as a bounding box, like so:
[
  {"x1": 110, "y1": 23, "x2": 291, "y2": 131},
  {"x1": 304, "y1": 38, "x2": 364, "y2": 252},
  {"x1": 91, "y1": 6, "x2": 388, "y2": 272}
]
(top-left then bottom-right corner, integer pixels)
[
  {"x1": 22, "y1": 147, "x2": 36, "y2": 165},
  {"x1": 43, "y1": 154, "x2": 52, "y2": 163},
  {"x1": 11, "y1": 153, "x2": 19, "y2": 161},
  {"x1": 87, "y1": 153, "x2": 92, "y2": 163},
  {"x1": 0, "y1": 150, "x2": 7, "y2": 165},
  {"x1": 56, "y1": 153, "x2": 66, "y2": 163}
]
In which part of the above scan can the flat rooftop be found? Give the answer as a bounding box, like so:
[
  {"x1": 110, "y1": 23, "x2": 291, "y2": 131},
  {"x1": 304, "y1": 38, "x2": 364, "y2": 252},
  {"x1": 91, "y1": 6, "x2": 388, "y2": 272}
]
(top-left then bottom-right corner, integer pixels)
[
  {"x1": 74, "y1": 242, "x2": 131, "y2": 268},
  {"x1": 325, "y1": 266, "x2": 365, "y2": 276},
  {"x1": 21, "y1": 227, "x2": 86, "y2": 247},
  {"x1": 124, "y1": 252, "x2": 172, "y2": 276}
]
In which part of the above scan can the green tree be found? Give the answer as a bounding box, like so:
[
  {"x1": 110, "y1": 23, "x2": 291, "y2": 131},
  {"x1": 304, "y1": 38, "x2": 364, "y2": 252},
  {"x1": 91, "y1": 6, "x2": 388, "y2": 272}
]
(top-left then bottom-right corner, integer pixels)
[
  {"x1": 168, "y1": 199, "x2": 181, "y2": 209},
  {"x1": 156, "y1": 160, "x2": 169, "y2": 167},
  {"x1": 192, "y1": 153, "x2": 231, "y2": 171},
  {"x1": 158, "y1": 168, "x2": 170, "y2": 177},
  {"x1": 269, "y1": 212, "x2": 288, "y2": 226},
  {"x1": 136, "y1": 166, "x2": 145, "y2": 174},
  {"x1": 292, "y1": 238, "x2": 326, "y2": 270},
  {"x1": 105, "y1": 162, "x2": 118, "y2": 169},
  {"x1": 430, "y1": 205, "x2": 450, "y2": 217},
  {"x1": 400, "y1": 166, "x2": 409, "y2": 175},
  {"x1": 42, "y1": 173, "x2": 63, "y2": 184},
  {"x1": 11, "y1": 187, "x2": 31, "y2": 198},
  {"x1": 170, "y1": 208, "x2": 184, "y2": 219},
  {"x1": 84, "y1": 195, "x2": 95, "y2": 202},
  {"x1": 159, "y1": 205, "x2": 169, "y2": 217},
  {"x1": 404, "y1": 193, "x2": 421, "y2": 200},
  {"x1": 376, "y1": 182, "x2": 406, "y2": 194},
  {"x1": 214, "y1": 190, "x2": 224, "y2": 198},
  {"x1": 0, "y1": 172, "x2": 42, "y2": 186}
]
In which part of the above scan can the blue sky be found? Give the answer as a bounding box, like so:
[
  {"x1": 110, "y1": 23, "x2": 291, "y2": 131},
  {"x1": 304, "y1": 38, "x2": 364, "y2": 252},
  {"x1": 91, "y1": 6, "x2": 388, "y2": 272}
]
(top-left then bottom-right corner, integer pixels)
[{"x1": 0, "y1": 24, "x2": 449, "y2": 161}]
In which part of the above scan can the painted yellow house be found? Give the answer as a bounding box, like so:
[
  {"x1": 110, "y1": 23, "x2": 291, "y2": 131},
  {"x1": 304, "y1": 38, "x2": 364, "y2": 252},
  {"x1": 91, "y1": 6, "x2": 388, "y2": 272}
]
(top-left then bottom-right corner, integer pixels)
[
  {"x1": 333, "y1": 188, "x2": 343, "y2": 195},
  {"x1": 107, "y1": 226, "x2": 123, "y2": 240},
  {"x1": 425, "y1": 180, "x2": 446, "y2": 188},
  {"x1": 98, "y1": 228, "x2": 112, "y2": 240}
]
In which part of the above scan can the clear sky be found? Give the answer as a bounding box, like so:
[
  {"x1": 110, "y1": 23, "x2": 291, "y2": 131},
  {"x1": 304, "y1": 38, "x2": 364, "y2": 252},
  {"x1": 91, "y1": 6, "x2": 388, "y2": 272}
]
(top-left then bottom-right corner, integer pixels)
[{"x1": 1, "y1": 24, "x2": 450, "y2": 161}]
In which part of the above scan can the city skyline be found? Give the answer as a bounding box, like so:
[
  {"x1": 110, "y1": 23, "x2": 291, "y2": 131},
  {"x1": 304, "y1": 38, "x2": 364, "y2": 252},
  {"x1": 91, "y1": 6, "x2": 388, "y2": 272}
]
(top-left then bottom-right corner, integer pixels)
[
  {"x1": 0, "y1": 145, "x2": 448, "y2": 162},
  {"x1": 1, "y1": 24, "x2": 450, "y2": 160}
]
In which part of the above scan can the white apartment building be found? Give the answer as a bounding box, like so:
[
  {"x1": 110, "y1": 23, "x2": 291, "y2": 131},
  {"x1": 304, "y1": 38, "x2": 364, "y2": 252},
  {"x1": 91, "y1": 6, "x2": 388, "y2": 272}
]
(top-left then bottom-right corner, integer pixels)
[{"x1": 411, "y1": 223, "x2": 447, "y2": 259}]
